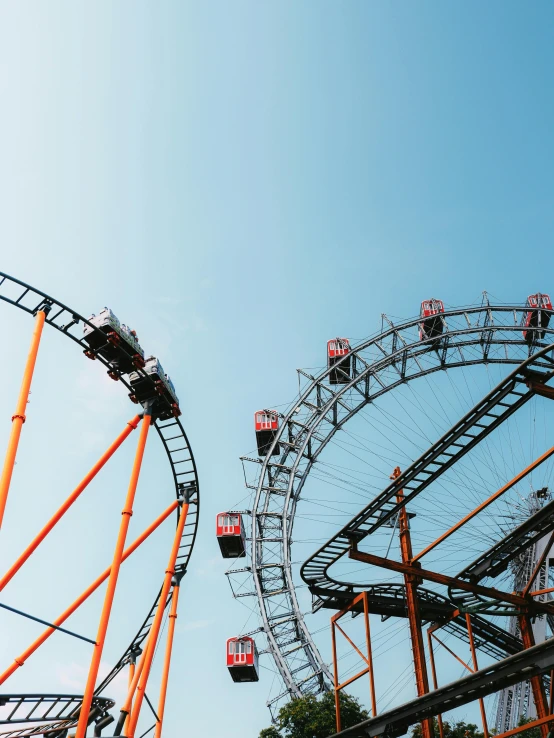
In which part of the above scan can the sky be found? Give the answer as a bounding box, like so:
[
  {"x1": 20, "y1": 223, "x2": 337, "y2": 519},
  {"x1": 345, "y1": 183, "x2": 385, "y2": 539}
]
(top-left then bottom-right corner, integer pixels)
[{"x1": 0, "y1": 1, "x2": 553, "y2": 737}]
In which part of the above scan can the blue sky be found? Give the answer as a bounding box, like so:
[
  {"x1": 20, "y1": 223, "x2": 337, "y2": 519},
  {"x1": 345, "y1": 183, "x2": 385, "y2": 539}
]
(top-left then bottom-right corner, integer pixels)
[{"x1": 0, "y1": 2, "x2": 553, "y2": 737}]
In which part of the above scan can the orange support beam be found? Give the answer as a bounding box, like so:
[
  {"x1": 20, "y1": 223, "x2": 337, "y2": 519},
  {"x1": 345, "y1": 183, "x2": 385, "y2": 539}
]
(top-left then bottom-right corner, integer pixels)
[
  {"x1": 123, "y1": 501, "x2": 190, "y2": 738},
  {"x1": 154, "y1": 583, "x2": 181, "y2": 738},
  {"x1": 412, "y1": 445, "x2": 554, "y2": 563},
  {"x1": 391, "y1": 467, "x2": 433, "y2": 738},
  {"x1": 330, "y1": 590, "x2": 377, "y2": 733},
  {"x1": 466, "y1": 614, "x2": 489, "y2": 738},
  {"x1": 0, "y1": 308, "x2": 47, "y2": 528},
  {"x1": 0, "y1": 415, "x2": 141, "y2": 592},
  {"x1": 349, "y1": 548, "x2": 554, "y2": 616},
  {"x1": 426, "y1": 631, "x2": 445, "y2": 738},
  {"x1": 519, "y1": 614, "x2": 551, "y2": 738},
  {"x1": 0, "y1": 497, "x2": 179, "y2": 686},
  {"x1": 72, "y1": 412, "x2": 151, "y2": 738}
]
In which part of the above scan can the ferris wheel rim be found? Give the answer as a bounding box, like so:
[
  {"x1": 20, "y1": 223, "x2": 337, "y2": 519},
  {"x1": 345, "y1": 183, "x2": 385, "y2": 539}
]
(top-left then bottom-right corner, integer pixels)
[
  {"x1": 0, "y1": 271, "x2": 200, "y2": 722},
  {"x1": 245, "y1": 300, "x2": 554, "y2": 715}
]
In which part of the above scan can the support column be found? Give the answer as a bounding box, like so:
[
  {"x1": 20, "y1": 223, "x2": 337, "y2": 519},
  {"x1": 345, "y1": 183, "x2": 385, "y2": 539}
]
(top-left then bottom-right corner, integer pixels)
[
  {"x1": 0, "y1": 308, "x2": 48, "y2": 528},
  {"x1": 519, "y1": 614, "x2": 550, "y2": 738},
  {"x1": 74, "y1": 411, "x2": 151, "y2": 738},
  {"x1": 115, "y1": 497, "x2": 190, "y2": 737},
  {"x1": 393, "y1": 466, "x2": 434, "y2": 738},
  {"x1": 466, "y1": 614, "x2": 489, "y2": 738},
  {"x1": 154, "y1": 579, "x2": 182, "y2": 738}
]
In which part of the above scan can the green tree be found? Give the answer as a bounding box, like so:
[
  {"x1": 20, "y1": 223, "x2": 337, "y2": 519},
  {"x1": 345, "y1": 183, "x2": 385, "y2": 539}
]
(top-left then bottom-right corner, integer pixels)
[
  {"x1": 259, "y1": 728, "x2": 283, "y2": 738},
  {"x1": 411, "y1": 717, "x2": 484, "y2": 738},
  {"x1": 258, "y1": 691, "x2": 369, "y2": 738}
]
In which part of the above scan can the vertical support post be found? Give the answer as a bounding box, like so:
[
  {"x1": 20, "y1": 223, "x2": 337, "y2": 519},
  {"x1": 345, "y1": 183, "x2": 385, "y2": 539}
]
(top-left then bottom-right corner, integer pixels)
[
  {"x1": 519, "y1": 614, "x2": 550, "y2": 738},
  {"x1": 363, "y1": 592, "x2": 377, "y2": 717},
  {"x1": 0, "y1": 308, "x2": 47, "y2": 529},
  {"x1": 331, "y1": 617, "x2": 341, "y2": 734},
  {"x1": 124, "y1": 652, "x2": 138, "y2": 737},
  {"x1": 465, "y1": 613, "x2": 489, "y2": 738},
  {"x1": 427, "y1": 630, "x2": 445, "y2": 738},
  {"x1": 154, "y1": 581, "x2": 181, "y2": 738},
  {"x1": 119, "y1": 498, "x2": 190, "y2": 738},
  {"x1": 550, "y1": 670, "x2": 554, "y2": 714},
  {"x1": 74, "y1": 412, "x2": 151, "y2": 738},
  {"x1": 393, "y1": 466, "x2": 433, "y2": 738}
]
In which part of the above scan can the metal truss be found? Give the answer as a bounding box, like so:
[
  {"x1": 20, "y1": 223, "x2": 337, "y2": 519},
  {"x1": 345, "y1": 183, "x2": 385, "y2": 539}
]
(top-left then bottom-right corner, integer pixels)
[
  {"x1": 0, "y1": 694, "x2": 114, "y2": 737},
  {"x1": 331, "y1": 636, "x2": 554, "y2": 738},
  {"x1": 0, "y1": 272, "x2": 200, "y2": 732},
  {"x1": 240, "y1": 301, "x2": 554, "y2": 716},
  {"x1": 459, "y1": 497, "x2": 554, "y2": 582}
]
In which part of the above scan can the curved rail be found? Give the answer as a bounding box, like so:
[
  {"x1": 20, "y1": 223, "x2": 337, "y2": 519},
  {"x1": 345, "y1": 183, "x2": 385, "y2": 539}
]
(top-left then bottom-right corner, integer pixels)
[
  {"x1": 243, "y1": 302, "x2": 554, "y2": 715},
  {"x1": 0, "y1": 272, "x2": 199, "y2": 728},
  {"x1": 0, "y1": 694, "x2": 114, "y2": 737}
]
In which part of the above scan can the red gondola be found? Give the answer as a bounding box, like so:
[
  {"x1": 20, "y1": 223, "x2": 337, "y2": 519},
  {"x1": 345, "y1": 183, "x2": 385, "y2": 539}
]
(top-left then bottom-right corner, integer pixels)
[
  {"x1": 216, "y1": 512, "x2": 246, "y2": 559},
  {"x1": 327, "y1": 338, "x2": 351, "y2": 385},
  {"x1": 419, "y1": 299, "x2": 445, "y2": 341},
  {"x1": 226, "y1": 637, "x2": 259, "y2": 682},
  {"x1": 522, "y1": 293, "x2": 552, "y2": 342},
  {"x1": 254, "y1": 410, "x2": 280, "y2": 457}
]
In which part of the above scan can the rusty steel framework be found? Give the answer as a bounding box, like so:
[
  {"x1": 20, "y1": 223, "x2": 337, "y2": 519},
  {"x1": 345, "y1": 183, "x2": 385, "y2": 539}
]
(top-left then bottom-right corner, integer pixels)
[
  {"x1": 231, "y1": 298, "x2": 554, "y2": 726},
  {"x1": 0, "y1": 272, "x2": 200, "y2": 738}
]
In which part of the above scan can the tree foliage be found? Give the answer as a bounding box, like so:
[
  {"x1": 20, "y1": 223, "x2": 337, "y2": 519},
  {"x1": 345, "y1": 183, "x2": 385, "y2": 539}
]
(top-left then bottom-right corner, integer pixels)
[
  {"x1": 259, "y1": 691, "x2": 369, "y2": 738},
  {"x1": 411, "y1": 717, "x2": 484, "y2": 738}
]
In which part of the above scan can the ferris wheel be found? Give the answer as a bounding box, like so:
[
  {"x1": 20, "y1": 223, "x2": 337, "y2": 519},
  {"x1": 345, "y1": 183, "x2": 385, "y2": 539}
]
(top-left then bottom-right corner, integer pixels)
[
  {"x1": 0, "y1": 272, "x2": 199, "y2": 738},
  {"x1": 220, "y1": 292, "x2": 554, "y2": 729}
]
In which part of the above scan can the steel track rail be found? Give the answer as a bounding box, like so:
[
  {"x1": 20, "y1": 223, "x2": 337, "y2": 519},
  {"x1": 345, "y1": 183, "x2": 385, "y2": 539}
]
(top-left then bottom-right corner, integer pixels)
[
  {"x1": 301, "y1": 346, "x2": 554, "y2": 608},
  {"x1": 244, "y1": 302, "x2": 554, "y2": 717},
  {"x1": 0, "y1": 272, "x2": 200, "y2": 726},
  {"x1": 330, "y1": 636, "x2": 554, "y2": 738},
  {"x1": 0, "y1": 694, "x2": 114, "y2": 737}
]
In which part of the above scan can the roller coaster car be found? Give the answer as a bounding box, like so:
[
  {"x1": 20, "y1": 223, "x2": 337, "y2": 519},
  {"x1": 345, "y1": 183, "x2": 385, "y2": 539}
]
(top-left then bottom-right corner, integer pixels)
[
  {"x1": 419, "y1": 299, "x2": 445, "y2": 341},
  {"x1": 227, "y1": 637, "x2": 259, "y2": 682},
  {"x1": 522, "y1": 294, "x2": 552, "y2": 342},
  {"x1": 255, "y1": 410, "x2": 280, "y2": 457},
  {"x1": 83, "y1": 307, "x2": 145, "y2": 376},
  {"x1": 327, "y1": 338, "x2": 351, "y2": 385},
  {"x1": 129, "y1": 357, "x2": 181, "y2": 419},
  {"x1": 216, "y1": 512, "x2": 246, "y2": 558}
]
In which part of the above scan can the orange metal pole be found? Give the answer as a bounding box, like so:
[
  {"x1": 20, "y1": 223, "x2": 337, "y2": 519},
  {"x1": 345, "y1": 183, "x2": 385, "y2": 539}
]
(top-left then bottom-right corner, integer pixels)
[
  {"x1": 124, "y1": 655, "x2": 138, "y2": 737},
  {"x1": 427, "y1": 631, "x2": 445, "y2": 738},
  {"x1": 331, "y1": 618, "x2": 341, "y2": 734},
  {"x1": 466, "y1": 614, "x2": 489, "y2": 738},
  {"x1": 0, "y1": 496, "x2": 179, "y2": 686},
  {"x1": 126, "y1": 502, "x2": 190, "y2": 738},
  {"x1": 363, "y1": 592, "x2": 377, "y2": 717},
  {"x1": 431, "y1": 633, "x2": 474, "y2": 674},
  {"x1": 0, "y1": 415, "x2": 141, "y2": 592},
  {"x1": 392, "y1": 467, "x2": 433, "y2": 738},
  {"x1": 0, "y1": 309, "x2": 47, "y2": 528},
  {"x1": 74, "y1": 413, "x2": 151, "y2": 738},
  {"x1": 154, "y1": 583, "x2": 181, "y2": 738},
  {"x1": 523, "y1": 531, "x2": 554, "y2": 597},
  {"x1": 530, "y1": 587, "x2": 554, "y2": 598},
  {"x1": 519, "y1": 614, "x2": 550, "y2": 738},
  {"x1": 413, "y1": 446, "x2": 554, "y2": 562},
  {"x1": 550, "y1": 670, "x2": 554, "y2": 715}
]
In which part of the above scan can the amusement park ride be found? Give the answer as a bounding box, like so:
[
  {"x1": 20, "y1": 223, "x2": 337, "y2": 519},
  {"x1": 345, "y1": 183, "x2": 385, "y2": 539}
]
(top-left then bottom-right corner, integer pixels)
[
  {"x1": 0, "y1": 272, "x2": 199, "y2": 737},
  {"x1": 220, "y1": 293, "x2": 554, "y2": 737}
]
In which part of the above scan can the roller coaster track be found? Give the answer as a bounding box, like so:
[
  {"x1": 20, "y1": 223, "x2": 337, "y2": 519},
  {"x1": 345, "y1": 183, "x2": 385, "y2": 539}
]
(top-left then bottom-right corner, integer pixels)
[
  {"x1": 241, "y1": 302, "x2": 554, "y2": 716},
  {"x1": 0, "y1": 272, "x2": 200, "y2": 735}
]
